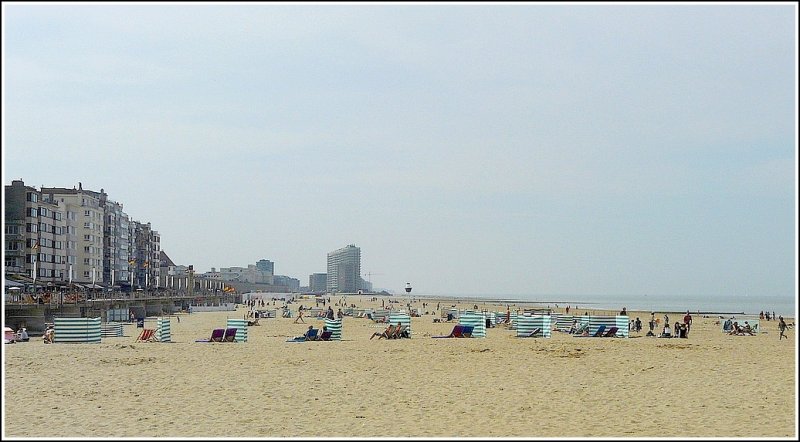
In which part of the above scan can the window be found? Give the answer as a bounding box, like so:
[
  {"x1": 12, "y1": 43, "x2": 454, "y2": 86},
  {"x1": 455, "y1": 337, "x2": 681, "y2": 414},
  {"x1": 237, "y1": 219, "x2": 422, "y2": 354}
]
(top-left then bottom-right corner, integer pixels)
[
  {"x1": 85, "y1": 210, "x2": 91, "y2": 217},
  {"x1": 84, "y1": 258, "x2": 90, "y2": 265},
  {"x1": 55, "y1": 241, "x2": 62, "y2": 249},
  {"x1": 5, "y1": 241, "x2": 21, "y2": 251},
  {"x1": 26, "y1": 223, "x2": 37, "y2": 233},
  {"x1": 26, "y1": 207, "x2": 38, "y2": 217},
  {"x1": 54, "y1": 212, "x2": 62, "y2": 221},
  {"x1": 55, "y1": 226, "x2": 62, "y2": 235},
  {"x1": 84, "y1": 246, "x2": 91, "y2": 253},
  {"x1": 39, "y1": 222, "x2": 48, "y2": 231},
  {"x1": 5, "y1": 225, "x2": 20, "y2": 235},
  {"x1": 27, "y1": 192, "x2": 38, "y2": 202},
  {"x1": 40, "y1": 207, "x2": 49, "y2": 217},
  {"x1": 83, "y1": 271, "x2": 90, "y2": 278}
]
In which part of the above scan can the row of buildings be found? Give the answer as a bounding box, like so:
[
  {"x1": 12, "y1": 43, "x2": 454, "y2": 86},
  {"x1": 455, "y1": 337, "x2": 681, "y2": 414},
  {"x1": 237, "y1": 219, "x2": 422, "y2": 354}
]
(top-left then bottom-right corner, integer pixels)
[
  {"x1": 5, "y1": 180, "x2": 164, "y2": 290},
  {"x1": 5, "y1": 180, "x2": 378, "y2": 294}
]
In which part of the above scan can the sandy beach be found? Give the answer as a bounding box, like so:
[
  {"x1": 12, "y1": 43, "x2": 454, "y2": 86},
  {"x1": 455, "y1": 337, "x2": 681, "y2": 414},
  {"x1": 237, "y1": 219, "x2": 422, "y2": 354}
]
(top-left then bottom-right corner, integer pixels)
[{"x1": 3, "y1": 295, "x2": 796, "y2": 438}]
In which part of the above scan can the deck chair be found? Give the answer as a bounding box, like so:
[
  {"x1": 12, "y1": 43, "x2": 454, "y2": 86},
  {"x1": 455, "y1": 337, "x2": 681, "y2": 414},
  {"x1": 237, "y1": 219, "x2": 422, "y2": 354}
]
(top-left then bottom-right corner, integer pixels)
[
  {"x1": 395, "y1": 325, "x2": 410, "y2": 339},
  {"x1": 574, "y1": 324, "x2": 605, "y2": 338},
  {"x1": 196, "y1": 328, "x2": 225, "y2": 342},
  {"x1": 373, "y1": 325, "x2": 396, "y2": 340},
  {"x1": 603, "y1": 326, "x2": 619, "y2": 337},
  {"x1": 523, "y1": 327, "x2": 542, "y2": 338},
  {"x1": 136, "y1": 328, "x2": 157, "y2": 342},
  {"x1": 223, "y1": 327, "x2": 238, "y2": 342},
  {"x1": 591, "y1": 325, "x2": 607, "y2": 337},
  {"x1": 286, "y1": 328, "x2": 318, "y2": 342},
  {"x1": 319, "y1": 330, "x2": 333, "y2": 341},
  {"x1": 461, "y1": 325, "x2": 475, "y2": 338},
  {"x1": 432, "y1": 324, "x2": 464, "y2": 338},
  {"x1": 305, "y1": 328, "x2": 319, "y2": 341}
]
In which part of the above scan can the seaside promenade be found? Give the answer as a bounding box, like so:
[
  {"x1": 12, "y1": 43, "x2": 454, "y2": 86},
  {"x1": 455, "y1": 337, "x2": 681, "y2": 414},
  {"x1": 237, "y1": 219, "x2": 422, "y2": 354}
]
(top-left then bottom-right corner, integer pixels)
[{"x1": 3, "y1": 294, "x2": 796, "y2": 438}]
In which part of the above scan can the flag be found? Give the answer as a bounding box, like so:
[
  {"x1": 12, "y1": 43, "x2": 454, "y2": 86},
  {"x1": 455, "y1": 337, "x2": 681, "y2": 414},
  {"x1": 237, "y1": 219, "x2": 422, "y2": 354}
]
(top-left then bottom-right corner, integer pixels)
[
  {"x1": 32, "y1": 240, "x2": 40, "y2": 251},
  {"x1": 128, "y1": 259, "x2": 136, "y2": 266},
  {"x1": 143, "y1": 261, "x2": 149, "y2": 268}
]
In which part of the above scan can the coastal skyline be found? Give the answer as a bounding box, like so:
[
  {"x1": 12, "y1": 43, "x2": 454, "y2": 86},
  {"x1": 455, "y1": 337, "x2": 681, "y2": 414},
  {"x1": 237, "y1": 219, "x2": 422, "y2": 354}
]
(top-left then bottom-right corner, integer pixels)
[{"x1": 2, "y1": 3, "x2": 797, "y2": 299}]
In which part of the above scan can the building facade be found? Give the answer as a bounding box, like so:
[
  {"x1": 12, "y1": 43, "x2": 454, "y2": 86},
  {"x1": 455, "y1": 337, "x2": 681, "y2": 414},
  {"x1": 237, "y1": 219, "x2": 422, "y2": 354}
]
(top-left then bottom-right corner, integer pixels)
[
  {"x1": 309, "y1": 273, "x2": 327, "y2": 292},
  {"x1": 326, "y1": 244, "x2": 361, "y2": 293},
  {"x1": 256, "y1": 259, "x2": 274, "y2": 274},
  {"x1": 4, "y1": 180, "x2": 68, "y2": 286},
  {"x1": 40, "y1": 183, "x2": 104, "y2": 285}
]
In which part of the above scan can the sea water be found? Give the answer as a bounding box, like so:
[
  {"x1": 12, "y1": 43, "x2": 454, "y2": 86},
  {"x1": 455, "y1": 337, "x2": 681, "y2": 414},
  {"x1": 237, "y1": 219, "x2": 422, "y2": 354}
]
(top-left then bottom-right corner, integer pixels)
[{"x1": 434, "y1": 292, "x2": 796, "y2": 317}]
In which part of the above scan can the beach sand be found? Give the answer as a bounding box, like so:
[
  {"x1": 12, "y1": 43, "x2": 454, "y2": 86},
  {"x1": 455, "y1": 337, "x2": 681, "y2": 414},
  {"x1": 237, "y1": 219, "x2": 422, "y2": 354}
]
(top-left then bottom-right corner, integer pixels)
[{"x1": 3, "y1": 295, "x2": 796, "y2": 438}]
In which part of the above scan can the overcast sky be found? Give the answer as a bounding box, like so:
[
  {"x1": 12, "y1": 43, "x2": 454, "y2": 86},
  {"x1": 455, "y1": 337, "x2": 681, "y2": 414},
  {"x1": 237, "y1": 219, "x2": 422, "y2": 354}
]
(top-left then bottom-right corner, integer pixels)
[{"x1": 2, "y1": 3, "x2": 797, "y2": 298}]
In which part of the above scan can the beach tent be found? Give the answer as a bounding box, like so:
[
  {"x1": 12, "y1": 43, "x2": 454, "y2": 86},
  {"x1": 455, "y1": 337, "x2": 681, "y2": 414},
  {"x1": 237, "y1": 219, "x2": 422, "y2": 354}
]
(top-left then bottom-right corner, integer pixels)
[
  {"x1": 587, "y1": 316, "x2": 628, "y2": 337},
  {"x1": 458, "y1": 311, "x2": 486, "y2": 338},
  {"x1": 54, "y1": 317, "x2": 101, "y2": 343},
  {"x1": 156, "y1": 317, "x2": 171, "y2": 342},
  {"x1": 4, "y1": 327, "x2": 15, "y2": 344},
  {"x1": 323, "y1": 318, "x2": 342, "y2": 340},
  {"x1": 516, "y1": 314, "x2": 552, "y2": 338},
  {"x1": 387, "y1": 312, "x2": 411, "y2": 338},
  {"x1": 100, "y1": 322, "x2": 124, "y2": 337},
  {"x1": 226, "y1": 318, "x2": 247, "y2": 342},
  {"x1": 553, "y1": 315, "x2": 575, "y2": 332}
]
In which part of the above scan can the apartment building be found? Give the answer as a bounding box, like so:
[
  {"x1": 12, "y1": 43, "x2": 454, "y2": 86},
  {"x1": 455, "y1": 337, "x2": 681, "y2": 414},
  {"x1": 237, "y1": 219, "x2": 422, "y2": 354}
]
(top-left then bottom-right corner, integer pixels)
[
  {"x1": 326, "y1": 244, "x2": 361, "y2": 293},
  {"x1": 4, "y1": 180, "x2": 67, "y2": 285}
]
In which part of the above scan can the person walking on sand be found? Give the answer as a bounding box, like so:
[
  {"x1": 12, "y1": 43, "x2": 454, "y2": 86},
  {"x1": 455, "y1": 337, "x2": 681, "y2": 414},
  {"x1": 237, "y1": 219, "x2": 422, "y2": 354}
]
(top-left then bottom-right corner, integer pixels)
[
  {"x1": 294, "y1": 307, "x2": 305, "y2": 324},
  {"x1": 779, "y1": 317, "x2": 788, "y2": 340},
  {"x1": 684, "y1": 310, "x2": 692, "y2": 333}
]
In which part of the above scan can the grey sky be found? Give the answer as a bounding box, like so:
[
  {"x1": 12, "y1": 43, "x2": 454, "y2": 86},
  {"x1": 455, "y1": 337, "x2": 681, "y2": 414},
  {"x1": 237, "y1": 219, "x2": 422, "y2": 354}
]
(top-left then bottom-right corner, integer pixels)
[{"x1": 2, "y1": 3, "x2": 796, "y2": 297}]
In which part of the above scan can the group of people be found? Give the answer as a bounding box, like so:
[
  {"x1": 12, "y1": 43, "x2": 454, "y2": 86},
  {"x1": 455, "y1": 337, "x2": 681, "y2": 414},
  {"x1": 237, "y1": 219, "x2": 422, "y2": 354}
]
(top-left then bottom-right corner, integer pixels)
[
  {"x1": 724, "y1": 319, "x2": 757, "y2": 336},
  {"x1": 641, "y1": 311, "x2": 692, "y2": 338},
  {"x1": 759, "y1": 311, "x2": 778, "y2": 321},
  {"x1": 369, "y1": 322, "x2": 410, "y2": 340}
]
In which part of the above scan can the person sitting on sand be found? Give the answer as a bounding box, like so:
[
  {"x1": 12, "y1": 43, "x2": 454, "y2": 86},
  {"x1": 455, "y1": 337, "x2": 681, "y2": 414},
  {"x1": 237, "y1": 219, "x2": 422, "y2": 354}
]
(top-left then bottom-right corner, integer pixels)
[
  {"x1": 568, "y1": 319, "x2": 578, "y2": 334},
  {"x1": 674, "y1": 322, "x2": 681, "y2": 338},
  {"x1": 17, "y1": 327, "x2": 29, "y2": 342},
  {"x1": 728, "y1": 321, "x2": 740, "y2": 335},
  {"x1": 742, "y1": 322, "x2": 755, "y2": 336},
  {"x1": 370, "y1": 324, "x2": 397, "y2": 340},
  {"x1": 43, "y1": 326, "x2": 55, "y2": 344},
  {"x1": 660, "y1": 323, "x2": 672, "y2": 338},
  {"x1": 302, "y1": 325, "x2": 317, "y2": 340}
]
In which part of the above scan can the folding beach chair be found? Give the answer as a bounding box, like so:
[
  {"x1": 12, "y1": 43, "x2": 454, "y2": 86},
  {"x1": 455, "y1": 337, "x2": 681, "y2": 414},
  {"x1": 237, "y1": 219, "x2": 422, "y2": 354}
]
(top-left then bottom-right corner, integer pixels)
[
  {"x1": 136, "y1": 328, "x2": 157, "y2": 343},
  {"x1": 603, "y1": 326, "x2": 619, "y2": 337},
  {"x1": 524, "y1": 327, "x2": 542, "y2": 338},
  {"x1": 592, "y1": 325, "x2": 607, "y2": 337},
  {"x1": 460, "y1": 325, "x2": 475, "y2": 338},
  {"x1": 432, "y1": 324, "x2": 464, "y2": 338},
  {"x1": 395, "y1": 325, "x2": 410, "y2": 339},
  {"x1": 573, "y1": 324, "x2": 606, "y2": 338},
  {"x1": 196, "y1": 328, "x2": 225, "y2": 343},
  {"x1": 223, "y1": 327, "x2": 238, "y2": 342},
  {"x1": 319, "y1": 330, "x2": 333, "y2": 341},
  {"x1": 304, "y1": 328, "x2": 319, "y2": 341}
]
